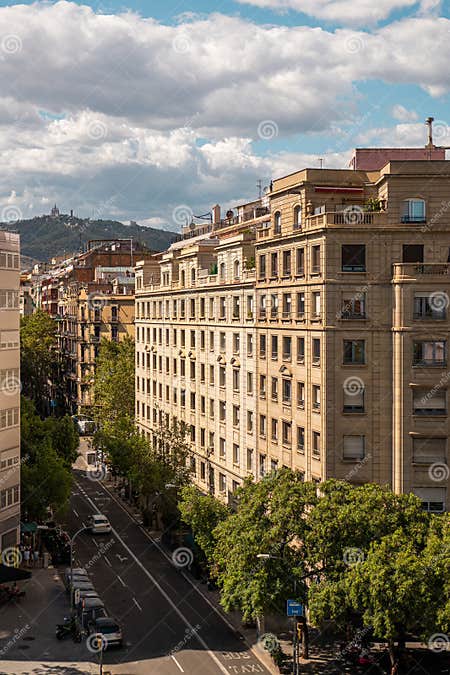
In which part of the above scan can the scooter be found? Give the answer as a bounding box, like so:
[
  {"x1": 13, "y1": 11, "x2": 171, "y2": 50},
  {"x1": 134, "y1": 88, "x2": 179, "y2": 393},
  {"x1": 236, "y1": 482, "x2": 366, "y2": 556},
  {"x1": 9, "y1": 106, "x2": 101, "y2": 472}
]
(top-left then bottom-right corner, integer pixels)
[{"x1": 55, "y1": 616, "x2": 82, "y2": 642}]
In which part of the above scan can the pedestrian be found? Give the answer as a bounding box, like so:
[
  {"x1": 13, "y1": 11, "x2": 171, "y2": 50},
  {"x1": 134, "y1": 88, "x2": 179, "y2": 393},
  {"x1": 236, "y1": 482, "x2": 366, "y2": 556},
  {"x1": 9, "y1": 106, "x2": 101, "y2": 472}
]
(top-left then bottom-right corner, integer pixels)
[
  {"x1": 33, "y1": 549, "x2": 39, "y2": 568},
  {"x1": 23, "y1": 546, "x2": 30, "y2": 567}
]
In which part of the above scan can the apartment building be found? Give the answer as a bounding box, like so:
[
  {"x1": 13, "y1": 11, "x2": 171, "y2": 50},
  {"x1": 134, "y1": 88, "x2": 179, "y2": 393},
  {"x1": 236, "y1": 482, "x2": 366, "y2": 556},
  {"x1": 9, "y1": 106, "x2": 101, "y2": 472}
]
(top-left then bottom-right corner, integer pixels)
[
  {"x1": 135, "y1": 202, "x2": 266, "y2": 500},
  {"x1": 256, "y1": 157, "x2": 450, "y2": 512},
  {"x1": 136, "y1": 149, "x2": 450, "y2": 512},
  {"x1": 0, "y1": 232, "x2": 21, "y2": 550}
]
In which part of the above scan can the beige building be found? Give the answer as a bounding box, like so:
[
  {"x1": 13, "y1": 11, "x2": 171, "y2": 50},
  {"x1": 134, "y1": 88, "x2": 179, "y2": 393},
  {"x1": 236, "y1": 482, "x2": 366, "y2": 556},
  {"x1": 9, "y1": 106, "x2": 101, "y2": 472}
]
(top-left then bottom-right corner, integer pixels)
[
  {"x1": 0, "y1": 232, "x2": 21, "y2": 550},
  {"x1": 136, "y1": 152, "x2": 450, "y2": 513}
]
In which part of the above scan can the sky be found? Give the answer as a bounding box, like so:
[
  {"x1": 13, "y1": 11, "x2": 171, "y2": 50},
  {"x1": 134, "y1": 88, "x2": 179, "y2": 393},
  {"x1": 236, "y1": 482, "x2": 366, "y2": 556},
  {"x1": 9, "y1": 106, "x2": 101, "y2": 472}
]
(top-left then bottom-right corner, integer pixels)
[{"x1": 0, "y1": 0, "x2": 449, "y2": 231}]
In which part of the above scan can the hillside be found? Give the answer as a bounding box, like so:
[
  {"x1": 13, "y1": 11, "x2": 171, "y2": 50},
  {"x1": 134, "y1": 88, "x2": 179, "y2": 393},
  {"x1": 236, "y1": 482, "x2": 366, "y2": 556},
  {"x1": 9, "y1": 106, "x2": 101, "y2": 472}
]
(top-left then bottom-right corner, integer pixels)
[{"x1": 0, "y1": 213, "x2": 179, "y2": 264}]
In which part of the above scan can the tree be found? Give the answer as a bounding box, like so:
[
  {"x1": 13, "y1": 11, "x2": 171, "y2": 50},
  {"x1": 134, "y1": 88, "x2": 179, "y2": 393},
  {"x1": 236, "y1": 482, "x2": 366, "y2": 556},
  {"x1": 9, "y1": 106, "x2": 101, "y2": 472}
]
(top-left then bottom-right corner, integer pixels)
[
  {"x1": 20, "y1": 310, "x2": 58, "y2": 415},
  {"x1": 93, "y1": 337, "x2": 135, "y2": 431},
  {"x1": 20, "y1": 397, "x2": 74, "y2": 521},
  {"x1": 213, "y1": 469, "x2": 317, "y2": 622},
  {"x1": 178, "y1": 485, "x2": 229, "y2": 563}
]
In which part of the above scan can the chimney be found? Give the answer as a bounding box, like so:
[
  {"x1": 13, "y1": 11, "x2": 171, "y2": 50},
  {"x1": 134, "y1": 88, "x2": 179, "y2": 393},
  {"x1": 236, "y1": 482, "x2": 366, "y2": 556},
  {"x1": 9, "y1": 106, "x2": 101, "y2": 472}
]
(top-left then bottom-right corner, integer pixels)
[
  {"x1": 212, "y1": 204, "x2": 221, "y2": 224},
  {"x1": 425, "y1": 117, "x2": 435, "y2": 148}
]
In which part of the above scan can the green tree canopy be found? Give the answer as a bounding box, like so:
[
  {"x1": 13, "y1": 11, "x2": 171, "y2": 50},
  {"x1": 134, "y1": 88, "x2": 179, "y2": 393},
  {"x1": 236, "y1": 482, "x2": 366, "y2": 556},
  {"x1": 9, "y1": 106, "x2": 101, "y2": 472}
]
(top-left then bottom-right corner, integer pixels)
[
  {"x1": 20, "y1": 309, "x2": 58, "y2": 415},
  {"x1": 93, "y1": 336, "x2": 135, "y2": 431},
  {"x1": 178, "y1": 485, "x2": 229, "y2": 563}
]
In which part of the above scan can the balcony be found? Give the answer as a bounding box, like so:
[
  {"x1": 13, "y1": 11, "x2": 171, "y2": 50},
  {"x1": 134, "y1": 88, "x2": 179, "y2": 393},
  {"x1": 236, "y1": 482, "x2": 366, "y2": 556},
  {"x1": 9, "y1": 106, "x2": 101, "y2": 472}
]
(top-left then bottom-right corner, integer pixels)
[{"x1": 393, "y1": 263, "x2": 450, "y2": 281}]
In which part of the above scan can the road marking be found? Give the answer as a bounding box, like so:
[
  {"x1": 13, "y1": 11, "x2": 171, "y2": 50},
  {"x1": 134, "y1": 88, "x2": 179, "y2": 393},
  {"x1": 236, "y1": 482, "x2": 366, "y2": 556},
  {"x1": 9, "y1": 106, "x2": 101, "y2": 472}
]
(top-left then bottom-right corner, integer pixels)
[
  {"x1": 171, "y1": 655, "x2": 184, "y2": 672},
  {"x1": 73, "y1": 509, "x2": 79, "y2": 517},
  {"x1": 133, "y1": 597, "x2": 143, "y2": 612},
  {"x1": 104, "y1": 555, "x2": 112, "y2": 567},
  {"x1": 77, "y1": 482, "x2": 230, "y2": 675},
  {"x1": 117, "y1": 574, "x2": 126, "y2": 587}
]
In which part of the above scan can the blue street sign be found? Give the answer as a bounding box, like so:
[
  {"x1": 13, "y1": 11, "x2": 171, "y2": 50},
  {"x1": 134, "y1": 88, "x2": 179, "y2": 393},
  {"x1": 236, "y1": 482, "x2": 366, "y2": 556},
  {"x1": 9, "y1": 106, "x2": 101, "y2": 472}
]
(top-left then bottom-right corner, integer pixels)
[{"x1": 286, "y1": 599, "x2": 304, "y2": 617}]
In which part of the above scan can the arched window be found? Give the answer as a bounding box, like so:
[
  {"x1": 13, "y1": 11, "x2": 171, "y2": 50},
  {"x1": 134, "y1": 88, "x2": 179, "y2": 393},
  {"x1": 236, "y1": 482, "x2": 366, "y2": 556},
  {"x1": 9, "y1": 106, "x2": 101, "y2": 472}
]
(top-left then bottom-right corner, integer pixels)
[
  {"x1": 274, "y1": 211, "x2": 282, "y2": 234},
  {"x1": 181, "y1": 269, "x2": 186, "y2": 287},
  {"x1": 234, "y1": 259, "x2": 240, "y2": 279},
  {"x1": 219, "y1": 262, "x2": 226, "y2": 280},
  {"x1": 402, "y1": 199, "x2": 426, "y2": 223},
  {"x1": 293, "y1": 205, "x2": 302, "y2": 230}
]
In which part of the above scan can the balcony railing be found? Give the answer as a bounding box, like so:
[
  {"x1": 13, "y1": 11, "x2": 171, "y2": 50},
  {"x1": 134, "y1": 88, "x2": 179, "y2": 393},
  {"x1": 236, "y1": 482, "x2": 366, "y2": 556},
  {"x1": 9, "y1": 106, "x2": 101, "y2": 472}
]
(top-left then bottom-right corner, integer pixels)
[{"x1": 393, "y1": 263, "x2": 450, "y2": 279}]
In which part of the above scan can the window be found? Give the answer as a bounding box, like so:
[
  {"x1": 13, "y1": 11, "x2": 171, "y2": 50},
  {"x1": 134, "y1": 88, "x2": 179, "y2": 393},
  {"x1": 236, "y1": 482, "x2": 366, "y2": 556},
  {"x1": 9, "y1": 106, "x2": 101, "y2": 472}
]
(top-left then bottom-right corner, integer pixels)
[
  {"x1": 259, "y1": 254, "x2": 266, "y2": 279},
  {"x1": 341, "y1": 293, "x2": 366, "y2": 319},
  {"x1": 232, "y1": 368, "x2": 240, "y2": 391},
  {"x1": 209, "y1": 398, "x2": 215, "y2": 417},
  {"x1": 296, "y1": 293, "x2": 305, "y2": 319},
  {"x1": 282, "y1": 421, "x2": 292, "y2": 445},
  {"x1": 233, "y1": 443, "x2": 240, "y2": 465},
  {"x1": 259, "y1": 454, "x2": 266, "y2": 477},
  {"x1": 260, "y1": 334, "x2": 266, "y2": 357},
  {"x1": 0, "y1": 252, "x2": 19, "y2": 269},
  {"x1": 209, "y1": 331, "x2": 214, "y2": 351},
  {"x1": 259, "y1": 294, "x2": 267, "y2": 320},
  {"x1": 282, "y1": 336, "x2": 292, "y2": 361},
  {"x1": 274, "y1": 211, "x2": 281, "y2": 234},
  {"x1": 219, "y1": 262, "x2": 226, "y2": 281},
  {"x1": 247, "y1": 411, "x2": 254, "y2": 433},
  {"x1": 297, "y1": 426, "x2": 305, "y2": 453},
  {"x1": 219, "y1": 297, "x2": 226, "y2": 319},
  {"x1": 200, "y1": 395, "x2": 206, "y2": 414},
  {"x1": 246, "y1": 296, "x2": 254, "y2": 319},
  {"x1": 0, "y1": 408, "x2": 19, "y2": 429},
  {"x1": 200, "y1": 297, "x2": 205, "y2": 318},
  {"x1": 282, "y1": 293, "x2": 292, "y2": 319},
  {"x1": 210, "y1": 364, "x2": 215, "y2": 385},
  {"x1": 271, "y1": 418, "x2": 278, "y2": 441},
  {"x1": 247, "y1": 334, "x2": 253, "y2": 356},
  {"x1": 311, "y1": 245, "x2": 321, "y2": 274},
  {"x1": 270, "y1": 253, "x2": 278, "y2": 278},
  {"x1": 271, "y1": 377, "x2": 278, "y2": 401},
  {"x1": 208, "y1": 432, "x2": 214, "y2": 454},
  {"x1": 200, "y1": 331, "x2": 205, "y2": 350},
  {"x1": 219, "y1": 437, "x2": 226, "y2": 459},
  {"x1": 414, "y1": 293, "x2": 446, "y2": 320},
  {"x1": 312, "y1": 385, "x2": 320, "y2": 411},
  {"x1": 190, "y1": 299, "x2": 195, "y2": 319},
  {"x1": 312, "y1": 292, "x2": 321, "y2": 319},
  {"x1": 413, "y1": 389, "x2": 446, "y2": 416},
  {"x1": 297, "y1": 382, "x2": 305, "y2": 408},
  {"x1": 0, "y1": 290, "x2": 18, "y2": 309},
  {"x1": 341, "y1": 244, "x2": 366, "y2": 272},
  {"x1": 232, "y1": 296, "x2": 240, "y2": 319},
  {"x1": 190, "y1": 392, "x2": 196, "y2": 410},
  {"x1": 402, "y1": 198, "x2": 426, "y2": 223},
  {"x1": 282, "y1": 250, "x2": 291, "y2": 276},
  {"x1": 413, "y1": 488, "x2": 445, "y2": 514},
  {"x1": 402, "y1": 244, "x2": 424, "y2": 263},
  {"x1": 343, "y1": 340, "x2": 365, "y2": 364},
  {"x1": 312, "y1": 431, "x2": 321, "y2": 458},
  {"x1": 233, "y1": 405, "x2": 240, "y2": 427},
  {"x1": 297, "y1": 337, "x2": 305, "y2": 363},
  {"x1": 343, "y1": 383, "x2": 364, "y2": 412},
  {"x1": 190, "y1": 330, "x2": 196, "y2": 348},
  {"x1": 219, "y1": 401, "x2": 226, "y2": 421},
  {"x1": 282, "y1": 379, "x2": 292, "y2": 404},
  {"x1": 209, "y1": 298, "x2": 215, "y2": 319},
  {"x1": 312, "y1": 338, "x2": 321, "y2": 365},
  {"x1": 293, "y1": 205, "x2": 302, "y2": 230},
  {"x1": 233, "y1": 333, "x2": 240, "y2": 353},
  {"x1": 219, "y1": 473, "x2": 227, "y2": 493},
  {"x1": 271, "y1": 335, "x2": 278, "y2": 359},
  {"x1": 0, "y1": 484, "x2": 19, "y2": 510},
  {"x1": 234, "y1": 259, "x2": 240, "y2": 279},
  {"x1": 219, "y1": 366, "x2": 226, "y2": 387},
  {"x1": 413, "y1": 340, "x2": 446, "y2": 367},
  {"x1": 200, "y1": 462, "x2": 206, "y2": 480},
  {"x1": 219, "y1": 332, "x2": 226, "y2": 352},
  {"x1": 343, "y1": 435, "x2": 365, "y2": 460},
  {"x1": 412, "y1": 438, "x2": 447, "y2": 464},
  {"x1": 260, "y1": 375, "x2": 267, "y2": 398},
  {"x1": 260, "y1": 414, "x2": 267, "y2": 437},
  {"x1": 296, "y1": 248, "x2": 305, "y2": 276},
  {"x1": 247, "y1": 371, "x2": 254, "y2": 393},
  {"x1": 270, "y1": 294, "x2": 278, "y2": 319},
  {"x1": 246, "y1": 448, "x2": 254, "y2": 472}
]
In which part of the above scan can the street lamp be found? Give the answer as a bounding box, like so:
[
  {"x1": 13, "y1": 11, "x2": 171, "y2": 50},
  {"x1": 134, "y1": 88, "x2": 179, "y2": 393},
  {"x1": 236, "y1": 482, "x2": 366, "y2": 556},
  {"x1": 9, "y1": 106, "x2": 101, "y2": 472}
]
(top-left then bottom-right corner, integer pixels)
[{"x1": 69, "y1": 525, "x2": 88, "y2": 611}]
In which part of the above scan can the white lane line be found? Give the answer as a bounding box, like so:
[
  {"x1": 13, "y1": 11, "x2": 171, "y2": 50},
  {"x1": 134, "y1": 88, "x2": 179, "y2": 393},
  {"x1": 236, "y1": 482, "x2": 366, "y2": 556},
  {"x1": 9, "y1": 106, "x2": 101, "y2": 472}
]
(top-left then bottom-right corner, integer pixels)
[
  {"x1": 73, "y1": 509, "x2": 79, "y2": 517},
  {"x1": 171, "y1": 655, "x2": 184, "y2": 672},
  {"x1": 117, "y1": 574, "x2": 126, "y2": 587},
  {"x1": 133, "y1": 597, "x2": 143, "y2": 612},
  {"x1": 82, "y1": 522, "x2": 86, "y2": 528},
  {"x1": 78, "y1": 485, "x2": 229, "y2": 675},
  {"x1": 104, "y1": 555, "x2": 112, "y2": 567}
]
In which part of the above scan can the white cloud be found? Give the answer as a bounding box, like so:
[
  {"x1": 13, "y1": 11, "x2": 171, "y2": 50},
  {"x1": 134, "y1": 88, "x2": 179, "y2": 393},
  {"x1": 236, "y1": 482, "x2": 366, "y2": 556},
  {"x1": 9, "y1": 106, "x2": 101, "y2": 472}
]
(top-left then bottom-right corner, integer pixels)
[
  {"x1": 0, "y1": 2, "x2": 449, "y2": 228},
  {"x1": 391, "y1": 104, "x2": 419, "y2": 122},
  {"x1": 234, "y1": 0, "x2": 442, "y2": 27}
]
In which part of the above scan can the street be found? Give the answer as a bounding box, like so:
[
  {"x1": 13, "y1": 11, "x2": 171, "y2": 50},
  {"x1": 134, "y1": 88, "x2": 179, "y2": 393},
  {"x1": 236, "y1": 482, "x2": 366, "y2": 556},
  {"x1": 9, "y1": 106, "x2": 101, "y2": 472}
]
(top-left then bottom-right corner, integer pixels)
[{"x1": 63, "y1": 469, "x2": 271, "y2": 674}]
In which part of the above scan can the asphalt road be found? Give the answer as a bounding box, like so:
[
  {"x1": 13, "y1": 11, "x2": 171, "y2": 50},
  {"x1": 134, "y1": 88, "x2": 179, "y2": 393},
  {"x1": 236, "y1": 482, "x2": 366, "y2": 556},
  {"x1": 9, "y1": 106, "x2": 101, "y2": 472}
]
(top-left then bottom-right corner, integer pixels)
[{"x1": 64, "y1": 470, "x2": 271, "y2": 675}]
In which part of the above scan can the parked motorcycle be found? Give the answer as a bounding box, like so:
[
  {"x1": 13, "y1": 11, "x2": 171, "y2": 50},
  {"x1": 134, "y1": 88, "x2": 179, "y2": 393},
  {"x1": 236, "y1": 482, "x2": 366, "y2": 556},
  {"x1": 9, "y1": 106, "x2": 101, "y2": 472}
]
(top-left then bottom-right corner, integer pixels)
[{"x1": 56, "y1": 616, "x2": 81, "y2": 642}]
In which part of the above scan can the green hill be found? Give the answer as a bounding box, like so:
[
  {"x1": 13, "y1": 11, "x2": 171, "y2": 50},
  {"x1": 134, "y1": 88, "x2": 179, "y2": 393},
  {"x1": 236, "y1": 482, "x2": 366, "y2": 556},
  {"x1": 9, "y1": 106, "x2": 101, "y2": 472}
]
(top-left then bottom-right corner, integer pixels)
[{"x1": 0, "y1": 213, "x2": 179, "y2": 264}]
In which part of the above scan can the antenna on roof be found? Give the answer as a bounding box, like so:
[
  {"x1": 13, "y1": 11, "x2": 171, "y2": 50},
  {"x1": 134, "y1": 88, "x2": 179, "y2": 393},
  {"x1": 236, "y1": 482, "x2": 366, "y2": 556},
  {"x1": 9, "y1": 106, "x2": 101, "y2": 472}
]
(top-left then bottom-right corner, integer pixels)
[
  {"x1": 425, "y1": 117, "x2": 435, "y2": 148},
  {"x1": 318, "y1": 158, "x2": 324, "y2": 169}
]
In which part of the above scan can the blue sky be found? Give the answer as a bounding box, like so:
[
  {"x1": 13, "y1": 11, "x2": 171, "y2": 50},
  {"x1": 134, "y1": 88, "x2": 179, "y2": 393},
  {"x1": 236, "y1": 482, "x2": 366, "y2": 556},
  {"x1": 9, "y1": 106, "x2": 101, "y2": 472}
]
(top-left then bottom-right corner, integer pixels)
[{"x1": 0, "y1": 0, "x2": 448, "y2": 229}]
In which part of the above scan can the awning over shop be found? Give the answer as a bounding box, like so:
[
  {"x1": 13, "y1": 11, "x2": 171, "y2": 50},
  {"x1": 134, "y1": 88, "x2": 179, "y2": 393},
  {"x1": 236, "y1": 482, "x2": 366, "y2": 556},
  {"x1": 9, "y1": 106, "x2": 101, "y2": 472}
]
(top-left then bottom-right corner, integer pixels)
[{"x1": 21, "y1": 522, "x2": 37, "y2": 533}]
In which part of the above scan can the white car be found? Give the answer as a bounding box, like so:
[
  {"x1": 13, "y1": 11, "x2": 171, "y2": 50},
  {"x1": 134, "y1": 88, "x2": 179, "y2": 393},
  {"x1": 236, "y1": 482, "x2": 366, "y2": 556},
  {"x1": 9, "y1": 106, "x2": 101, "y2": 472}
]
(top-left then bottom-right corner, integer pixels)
[{"x1": 89, "y1": 514, "x2": 112, "y2": 534}]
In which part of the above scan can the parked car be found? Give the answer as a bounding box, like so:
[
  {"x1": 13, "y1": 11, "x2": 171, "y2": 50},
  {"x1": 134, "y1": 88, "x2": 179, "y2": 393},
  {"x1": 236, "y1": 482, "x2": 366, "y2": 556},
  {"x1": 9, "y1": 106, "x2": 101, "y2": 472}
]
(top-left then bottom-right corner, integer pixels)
[
  {"x1": 64, "y1": 568, "x2": 87, "y2": 589},
  {"x1": 89, "y1": 617, "x2": 123, "y2": 648},
  {"x1": 88, "y1": 514, "x2": 112, "y2": 535},
  {"x1": 78, "y1": 597, "x2": 107, "y2": 630},
  {"x1": 71, "y1": 581, "x2": 95, "y2": 604},
  {"x1": 65, "y1": 574, "x2": 90, "y2": 592}
]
